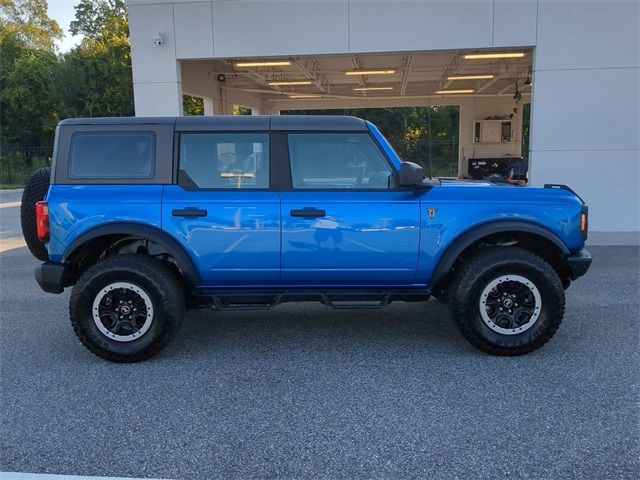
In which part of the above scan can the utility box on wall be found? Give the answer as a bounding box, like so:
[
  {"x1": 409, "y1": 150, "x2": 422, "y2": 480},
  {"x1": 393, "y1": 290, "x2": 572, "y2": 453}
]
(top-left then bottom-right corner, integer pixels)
[{"x1": 474, "y1": 120, "x2": 512, "y2": 143}]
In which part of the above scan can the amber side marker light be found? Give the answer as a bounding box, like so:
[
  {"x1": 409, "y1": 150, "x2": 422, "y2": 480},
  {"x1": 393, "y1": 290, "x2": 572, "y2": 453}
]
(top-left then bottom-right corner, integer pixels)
[{"x1": 580, "y1": 205, "x2": 589, "y2": 241}]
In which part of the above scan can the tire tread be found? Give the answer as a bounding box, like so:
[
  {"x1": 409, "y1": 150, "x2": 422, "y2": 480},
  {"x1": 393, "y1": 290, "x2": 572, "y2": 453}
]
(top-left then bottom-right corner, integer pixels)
[
  {"x1": 20, "y1": 167, "x2": 51, "y2": 261},
  {"x1": 69, "y1": 254, "x2": 185, "y2": 362},
  {"x1": 448, "y1": 247, "x2": 565, "y2": 356}
]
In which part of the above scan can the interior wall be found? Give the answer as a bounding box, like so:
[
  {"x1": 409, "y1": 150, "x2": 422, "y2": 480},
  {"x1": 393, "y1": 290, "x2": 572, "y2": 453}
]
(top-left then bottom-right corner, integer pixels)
[{"x1": 458, "y1": 97, "x2": 524, "y2": 175}]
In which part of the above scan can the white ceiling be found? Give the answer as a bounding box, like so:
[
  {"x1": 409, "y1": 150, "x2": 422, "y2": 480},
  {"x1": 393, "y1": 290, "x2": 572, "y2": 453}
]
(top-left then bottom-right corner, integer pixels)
[{"x1": 182, "y1": 48, "x2": 533, "y2": 101}]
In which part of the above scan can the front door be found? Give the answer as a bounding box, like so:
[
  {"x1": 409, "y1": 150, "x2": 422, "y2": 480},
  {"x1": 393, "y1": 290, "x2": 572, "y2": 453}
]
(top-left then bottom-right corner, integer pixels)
[
  {"x1": 280, "y1": 132, "x2": 421, "y2": 287},
  {"x1": 162, "y1": 132, "x2": 280, "y2": 287}
]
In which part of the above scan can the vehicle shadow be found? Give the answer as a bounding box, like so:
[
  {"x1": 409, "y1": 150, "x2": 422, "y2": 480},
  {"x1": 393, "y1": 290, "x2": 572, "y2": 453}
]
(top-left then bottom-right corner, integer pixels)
[{"x1": 169, "y1": 299, "x2": 473, "y2": 362}]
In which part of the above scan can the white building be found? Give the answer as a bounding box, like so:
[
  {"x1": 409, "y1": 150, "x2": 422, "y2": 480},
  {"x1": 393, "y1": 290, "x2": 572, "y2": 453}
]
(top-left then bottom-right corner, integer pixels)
[{"x1": 127, "y1": 0, "x2": 639, "y2": 237}]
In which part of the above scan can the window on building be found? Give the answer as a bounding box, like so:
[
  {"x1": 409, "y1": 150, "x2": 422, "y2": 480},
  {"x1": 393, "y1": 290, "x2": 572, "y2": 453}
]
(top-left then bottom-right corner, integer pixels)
[
  {"x1": 179, "y1": 133, "x2": 269, "y2": 189},
  {"x1": 287, "y1": 133, "x2": 393, "y2": 190},
  {"x1": 68, "y1": 132, "x2": 155, "y2": 179}
]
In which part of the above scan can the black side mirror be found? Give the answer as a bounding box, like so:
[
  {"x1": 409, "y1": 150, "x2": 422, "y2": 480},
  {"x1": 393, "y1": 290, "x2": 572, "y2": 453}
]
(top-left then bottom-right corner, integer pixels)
[{"x1": 398, "y1": 162, "x2": 424, "y2": 187}]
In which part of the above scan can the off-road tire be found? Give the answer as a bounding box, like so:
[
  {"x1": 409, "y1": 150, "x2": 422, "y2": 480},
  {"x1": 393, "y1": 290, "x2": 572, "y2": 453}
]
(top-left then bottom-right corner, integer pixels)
[
  {"x1": 448, "y1": 246, "x2": 565, "y2": 356},
  {"x1": 70, "y1": 254, "x2": 185, "y2": 362},
  {"x1": 20, "y1": 167, "x2": 51, "y2": 261}
]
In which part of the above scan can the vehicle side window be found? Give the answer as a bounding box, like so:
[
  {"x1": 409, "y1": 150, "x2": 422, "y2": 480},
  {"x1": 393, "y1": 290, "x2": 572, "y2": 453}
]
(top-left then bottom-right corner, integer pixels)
[
  {"x1": 68, "y1": 132, "x2": 155, "y2": 179},
  {"x1": 287, "y1": 133, "x2": 393, "y2": 190},
  {"x1": 180, "y1": 133, "x2": 269, "y2": 189}
]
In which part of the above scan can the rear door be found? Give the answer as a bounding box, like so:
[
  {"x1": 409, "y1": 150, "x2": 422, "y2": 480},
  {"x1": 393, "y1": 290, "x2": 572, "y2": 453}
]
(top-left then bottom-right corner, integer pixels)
[
  {"x1": 162, "y1": 131, "x2": 280, "y2": 287},
  {"x1": 280, "y1": 132, "x2": 421, "y2": 286}
]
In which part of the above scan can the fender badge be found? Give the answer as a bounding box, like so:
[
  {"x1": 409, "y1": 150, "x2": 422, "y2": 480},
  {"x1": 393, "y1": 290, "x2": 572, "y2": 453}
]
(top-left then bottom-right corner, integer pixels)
[{"x1": 427, "y1": 208, "x2": 438, "y2": 219}]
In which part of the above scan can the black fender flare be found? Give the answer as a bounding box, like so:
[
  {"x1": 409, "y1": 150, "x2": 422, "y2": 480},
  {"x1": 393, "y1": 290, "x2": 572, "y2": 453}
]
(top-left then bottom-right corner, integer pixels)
[
  {"x1": 62, "y1": 223, "x2": 201, "y2": 287},
  {"x1": 431, "y1": 220, "x2": 570, "y2": 286}
]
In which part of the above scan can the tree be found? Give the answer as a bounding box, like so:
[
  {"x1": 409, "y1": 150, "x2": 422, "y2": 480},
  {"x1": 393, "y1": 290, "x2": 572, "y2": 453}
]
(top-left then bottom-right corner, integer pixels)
[
  {"x1": 0, "y1": 0, "x2": 62, "y2": 50},
  {"x1": 54, "y1": 0, "x2": 133, "y2": 119},
  {"x1": 70, "y1": 0, "x2": 128, "y2": 39},
  {"x1": 0, "y1": 0, "x2": 61, "y2": 147}
]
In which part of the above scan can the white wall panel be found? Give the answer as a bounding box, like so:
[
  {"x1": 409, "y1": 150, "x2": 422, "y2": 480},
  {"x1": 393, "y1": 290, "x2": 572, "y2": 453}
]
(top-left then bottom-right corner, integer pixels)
[
  {"x1": 529, "y1": 149, "x2": 640, "y2": 231},
  {"x1": 493, "y1": 0, "x2": 537, "y2": 47},
  {"x1": 530, "y1": 68, "x2": 639, "y2": 152},
  {"x1": 536, "y1": 0, "x2": 640, "y2": 71},
  {"x1": 212, "y1": 0, "x2": 349, "y2": 57},
  {"x1": 133, "y1": 82, "x2": 183, "y2": 116},
  {"x1": 128, "y1": 4, "x2": 179, "y2": 84},
  {"x1": 174, "y1": 2, "x2": 214, "y2": 59},
  {"x1": 349, "y1": 0, "x2": 493, "y2": 53}
]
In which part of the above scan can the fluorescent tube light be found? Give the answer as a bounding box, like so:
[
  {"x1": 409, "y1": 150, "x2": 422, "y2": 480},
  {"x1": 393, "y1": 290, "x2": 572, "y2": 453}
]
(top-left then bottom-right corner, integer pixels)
[
  {"x1": 447, "y1": 74, "x2": 494, "y2": 81},
  {"x1": 268, "y1": 81, "x2": 313, "y2": 86},
  {"x1": 464, "y1": 52, "x2": 525, "y2": 60},
  {"x1": 236, "y1": 61, "x2": 292, "y2": 68},
  {"x1": 345, "y1": 70, "x2": 396, "y2": 76},
  {"x1": 353, "y1": 86, "x2": 394, "y2": 91},
  {"x1": 436, "y1": 89, "x2": 475, "y2": 94}
]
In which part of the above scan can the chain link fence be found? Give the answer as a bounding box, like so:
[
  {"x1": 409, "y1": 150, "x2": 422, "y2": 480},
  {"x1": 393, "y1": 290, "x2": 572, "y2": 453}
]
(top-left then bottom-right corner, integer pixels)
[{"x1": 0, "y1": 146, "x2": 53, "y2": 187}]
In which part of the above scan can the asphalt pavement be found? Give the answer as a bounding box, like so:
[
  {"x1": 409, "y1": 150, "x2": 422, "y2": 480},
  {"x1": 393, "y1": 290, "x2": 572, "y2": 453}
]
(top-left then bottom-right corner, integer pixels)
[{"x1": 1, "y1": 191, "x2": 638, "y2": 479}]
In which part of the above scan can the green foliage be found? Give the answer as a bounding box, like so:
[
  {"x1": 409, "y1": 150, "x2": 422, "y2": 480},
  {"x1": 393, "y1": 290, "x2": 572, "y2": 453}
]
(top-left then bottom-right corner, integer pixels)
[
  {"x1": 233, "y1": 105, "x2": 252, "y2": 116},
  {"x1": 283, "y1": 106, "x2": 460, "y2": 176},
  {"x1": 70, "y1": 0, "x2": 128, "y2": 39},
  {"x1": 1, "y1": 0, "x2": 134, "y2": 153},
  {"x1": 183, "y1": 95, "x2": 204, "y2": 116},
  {"x1": 0, "y1": 0, "x2": 62, "y2": 50},
  {"x1": 54, "y1": 34, "x2": 134, "y2": 119},
  {"x1": 56, "y1": 0, "x2": 133, "y2": 118}
]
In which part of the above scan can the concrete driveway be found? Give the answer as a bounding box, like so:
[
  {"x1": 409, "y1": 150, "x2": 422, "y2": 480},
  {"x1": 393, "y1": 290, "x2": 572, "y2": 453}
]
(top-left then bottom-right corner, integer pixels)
[{"x1": 1, "y1": 190, "x2": 638, "y2": 479}]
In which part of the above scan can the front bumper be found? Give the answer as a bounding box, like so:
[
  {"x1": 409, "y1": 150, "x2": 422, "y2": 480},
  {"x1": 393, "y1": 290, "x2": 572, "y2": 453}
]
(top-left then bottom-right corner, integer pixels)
[
  {"x1": 567, "y1": 249, "x2": 592, "y2": 279},
  {"x1": 35, "y1": 263, "x2": 65, "y2": 294}
]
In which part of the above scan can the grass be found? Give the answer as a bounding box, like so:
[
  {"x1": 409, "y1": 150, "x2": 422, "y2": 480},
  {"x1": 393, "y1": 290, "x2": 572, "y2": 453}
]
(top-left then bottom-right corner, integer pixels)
[{"x1": 0, "y1": 184, "x2": 24, "y2": 190}]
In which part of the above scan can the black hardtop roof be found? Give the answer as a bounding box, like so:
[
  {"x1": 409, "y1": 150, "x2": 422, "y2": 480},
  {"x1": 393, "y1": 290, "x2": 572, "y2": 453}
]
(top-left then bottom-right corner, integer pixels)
[{"x1": 58, "y1": 115, "x2": 368, "y2": 132}]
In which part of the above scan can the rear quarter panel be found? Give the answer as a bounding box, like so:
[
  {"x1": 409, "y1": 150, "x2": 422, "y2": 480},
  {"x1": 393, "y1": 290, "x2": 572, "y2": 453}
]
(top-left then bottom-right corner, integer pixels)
[
  {"x1": 417, "y1": 184, "x2": 585, "y2": 283},
  {"x1": 46, "y1": 185, "x2": 164, "y2": 262}
]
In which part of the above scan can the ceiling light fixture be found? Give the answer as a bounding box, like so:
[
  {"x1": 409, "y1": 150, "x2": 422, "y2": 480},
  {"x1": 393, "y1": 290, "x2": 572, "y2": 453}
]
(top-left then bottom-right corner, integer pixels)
[
  {"x1": 447, "y1": 74, "x2": 494, "y2": 81},
  {"x1": 288, "y1": 95, "x2": 322, "y2": 99},
  {"x1": 353, "y1": 86, "x2": 394, "y2": 91},
  {"x1": 436, "y1": 89, "x2": 475, "y2": 94},
  {"x1": 236, "y1": 61, "x2": 292, "y2": 68},
  {"x1": 464, "y1": 52, "x2": 525, "y2": 60},
  {"x1": 345, "y1": 70, "x2": 396, "y2": 76},
  {"x1": 268, "y1": 80, "x2": 313, "y2": 86}
]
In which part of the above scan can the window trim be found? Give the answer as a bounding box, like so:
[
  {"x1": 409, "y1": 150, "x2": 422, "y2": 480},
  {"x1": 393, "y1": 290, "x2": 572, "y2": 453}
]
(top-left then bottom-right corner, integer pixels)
[
  {"x1": 283, "y1": 131, "x2": 399, "y2": 192},
  {"x1": 67, "y1": 130, "x2": 156, "y2": 180},
  {"x1": 176, "y1": 130, "x2": 272, "y2": 192}
]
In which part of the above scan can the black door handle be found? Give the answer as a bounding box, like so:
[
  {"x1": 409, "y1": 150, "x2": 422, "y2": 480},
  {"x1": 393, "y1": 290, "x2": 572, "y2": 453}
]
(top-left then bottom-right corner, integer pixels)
[
  {"x1": 290, "y1": 208, "x2": 326, "y2": 218},
  {"x1": 172, "y1": 208, "x2": 208, "y2": 218}
]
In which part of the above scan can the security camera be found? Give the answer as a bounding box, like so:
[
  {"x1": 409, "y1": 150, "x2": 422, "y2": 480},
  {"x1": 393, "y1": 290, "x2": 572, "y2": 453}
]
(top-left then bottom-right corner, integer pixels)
[
  {"x1": 217, "y1": 74, "x2": 226, "y2": 82},
  {"x1": 153, "y1": 33, "x2": 164, "y2": 46}
]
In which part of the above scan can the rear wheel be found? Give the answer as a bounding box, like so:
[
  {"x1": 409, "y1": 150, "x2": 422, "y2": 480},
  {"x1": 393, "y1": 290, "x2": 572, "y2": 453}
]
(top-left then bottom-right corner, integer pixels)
[
  {"x1": 448, "y1": 247, "x2": 565, "y2": 355},
  {"x1": 20, "y1": 167, "x2": 51, "y2": 261},
  {"x1": 70, "y1": 254, "x2": 185, "y2": 362}
]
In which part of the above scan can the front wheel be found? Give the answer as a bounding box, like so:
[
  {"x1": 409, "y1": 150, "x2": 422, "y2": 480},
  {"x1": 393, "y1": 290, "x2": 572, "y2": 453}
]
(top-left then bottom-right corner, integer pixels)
[
  {"x1": 448, "y1": 247, "x2": 565, "y2": 356},
  {"x1": 70, "y1": 255, "x2": 185, "y2": 362}
]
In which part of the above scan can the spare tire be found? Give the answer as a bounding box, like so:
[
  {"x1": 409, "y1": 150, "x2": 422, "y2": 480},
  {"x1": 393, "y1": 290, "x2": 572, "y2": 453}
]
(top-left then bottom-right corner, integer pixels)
[{"x1": 20, "y1": 167, "x2": 51, "y2": 261}]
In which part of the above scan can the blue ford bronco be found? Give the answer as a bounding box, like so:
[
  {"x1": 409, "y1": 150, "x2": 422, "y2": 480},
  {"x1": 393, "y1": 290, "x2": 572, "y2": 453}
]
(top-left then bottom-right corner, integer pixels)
[{"x1": 21, "y1": 115, "x2": 591, "y2": 362}]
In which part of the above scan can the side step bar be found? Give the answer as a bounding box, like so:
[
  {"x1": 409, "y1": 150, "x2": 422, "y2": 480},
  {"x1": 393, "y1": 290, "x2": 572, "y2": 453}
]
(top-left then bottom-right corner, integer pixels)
[{"x1": 193, "y1": 289, "x2": 431, "y2": 311}]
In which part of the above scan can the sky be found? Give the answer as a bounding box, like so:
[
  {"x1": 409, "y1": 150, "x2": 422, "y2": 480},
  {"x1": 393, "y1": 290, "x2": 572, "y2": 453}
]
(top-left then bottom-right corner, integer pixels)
[{"x1": 48, "y1": 0, "x2": 83, "y2": 52}]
